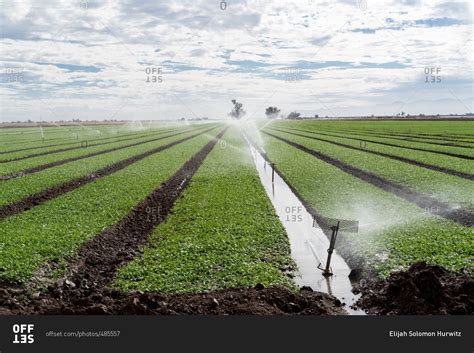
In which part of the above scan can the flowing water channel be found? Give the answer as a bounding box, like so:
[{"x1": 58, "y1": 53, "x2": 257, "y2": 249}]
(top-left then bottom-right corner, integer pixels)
[{"x1": 244, "y1": 136, "x2": 365, "y2": 315}]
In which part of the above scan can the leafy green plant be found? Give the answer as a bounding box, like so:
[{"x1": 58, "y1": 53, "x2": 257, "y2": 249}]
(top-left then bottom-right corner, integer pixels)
[
  {"x1": 0, "y1": 129, "x2": 221, "y2": 283},
  {"x1": 114, "y1": 128, "x2": 295, "y2": 293}
]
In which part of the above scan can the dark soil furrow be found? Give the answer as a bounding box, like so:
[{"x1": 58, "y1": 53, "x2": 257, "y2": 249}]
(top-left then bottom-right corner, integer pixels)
[
  {"x1": 59, "y1": 127, "x2": 227, "y2": 290},
  {"x1": 355, "y1": 262, "x2": 474, "y2": 315},
  {"x1": 0, "y1": 284, "x2": 345, "y2": 315},
  {"x1": 264, "y1": 131, "x2": 474, "y2": 227},
  {"x1": 281, "y1": 127, "x2": 474, "y2": 160},
  {"x1": 0, "y1": 127, "x2": 198, "y2": 163},
  {"x1": 0, "y1": 127, "x2": 206, "y2": 181},
  {"x1": 0, "y1": 128, "x2": 268, "y2": 316},
  {"x1": 0, "y1": 127, "x2": 217, "y2": 220},
  {"x1": 268, "y1": 127, "x2": 474, "y2": 181}
]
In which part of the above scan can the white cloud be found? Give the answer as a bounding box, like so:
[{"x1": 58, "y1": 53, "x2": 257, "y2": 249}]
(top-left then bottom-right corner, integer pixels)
[{"x1": 0, "y1": 0, "x2": 472, "y2": 121}]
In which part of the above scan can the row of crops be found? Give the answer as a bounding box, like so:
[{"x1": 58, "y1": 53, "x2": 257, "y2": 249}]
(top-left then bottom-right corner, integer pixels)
[
  {"x1": 0, "y1": 123, "x2": 295, "y2": 297},
  {"x1": 259, "y1": 120, "x2": 473, "y2": 276},
  {"x1": 0, "y1": 119, "x2": 472, "y2": 299}
]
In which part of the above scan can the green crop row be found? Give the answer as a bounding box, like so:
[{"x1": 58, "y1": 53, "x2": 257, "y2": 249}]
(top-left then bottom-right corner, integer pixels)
[
  {"x1": 0, "y1": 122, "x2": 205, "y2": 150},
  {"x1": 114, "y1": 128, "x2": 294, "y2": 294},
  {"x1": 264, "y1": 128, "x2": 474, "y2": 207},
  {"x1": 0, "y1": 125, "x2": 208, "y2": 176},
  {"x1": 271, "y1": 121, "x2": 474, "y2": 158},
  {"x1": 0, "y1": 126, "x2": 216, "y2": 207},
  {"x1": 0, "y1": 125, "x2": 120, "y2": 147},
  {"x1": 341, "y1": 129, "x2": 474, "y2": 145},
  {"x1": 0, "y1": 125, "x2": 196, "y2": 160},
  {"x1": 311, "y1": 126, "x2": 474, "y2": 146},
  {"x1": 321, "y1": 128, "x2": 474, "y2": 149},
  {"x1": 276, "y1": 120, "x2": 474, "y2": 136},
  {"x1": 0, "y1": 128, "x2": 222, "y2": 283},
  {"x1": 269, "y1": 125, "x2": 473, "y2": 175},
  {"x1": 261, "y1": 134, "x2": 473, "y2": 276}
]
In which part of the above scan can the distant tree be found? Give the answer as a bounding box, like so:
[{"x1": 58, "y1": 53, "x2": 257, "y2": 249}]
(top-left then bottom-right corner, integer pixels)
[
  {"x1": 287, "y1": 111, "x2": 301, "y2": 119},
  {"x1": 314, "y1": 114, "x2": 319, "y2": 118},
  {"x1": 229, "y1": 99, "x2": 246, "y2": 120},
  {"x1": 265, "y1": 106, "x2": 280, "y2": 119}
]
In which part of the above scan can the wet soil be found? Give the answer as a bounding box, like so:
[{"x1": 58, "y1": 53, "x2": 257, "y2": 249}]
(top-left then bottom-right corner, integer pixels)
[
  {"x1": 63, "y1": 128, "x2": 227, "y2": 290},
  {"x1": 263, "y1": 130, "x2": 474, "y2": 227},
  {"x1": 0, "y1": 285, "x2": 346, "y2": 315},
  {"x1": 354, "y1": 262, "x2": 474, "y2": 315},
  {"x1": 0, "y1": 127, "x2": 215, "y2": 220},
  {"x1": 0, "y1": 127, "x2": 346, "y2": 316},
  {"x1": 269, "y1": 127, "x2": 474, "y2": 181}
]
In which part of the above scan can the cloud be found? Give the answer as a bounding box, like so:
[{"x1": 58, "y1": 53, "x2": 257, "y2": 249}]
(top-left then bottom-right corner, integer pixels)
[{"x1": 0, "y1": 0, "x2": 472, "y2": 121}]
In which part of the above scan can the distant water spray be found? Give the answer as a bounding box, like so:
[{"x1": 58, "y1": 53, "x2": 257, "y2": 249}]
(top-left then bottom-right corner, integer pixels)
[{"x1": 232, "y1": 118, "x2": 272, "y2": 153}]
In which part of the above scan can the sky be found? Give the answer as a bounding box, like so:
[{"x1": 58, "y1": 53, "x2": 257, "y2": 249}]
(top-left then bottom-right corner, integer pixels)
[{"x1": 0, "y1": 0, "x2": 473, "y2": 121}]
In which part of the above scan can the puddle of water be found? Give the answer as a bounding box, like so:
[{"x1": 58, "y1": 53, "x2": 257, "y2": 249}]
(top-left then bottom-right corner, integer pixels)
[{"x1": 244, "y1": 137, "x2": 365, "y2": 315}]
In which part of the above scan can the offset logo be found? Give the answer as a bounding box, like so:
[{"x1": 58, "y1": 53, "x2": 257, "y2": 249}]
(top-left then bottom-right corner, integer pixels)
[{"x1": 12, "y1": 324, "x2": 34, "y2": 344}]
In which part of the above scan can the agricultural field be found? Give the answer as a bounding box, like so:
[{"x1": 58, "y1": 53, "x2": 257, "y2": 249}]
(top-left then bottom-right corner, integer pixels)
[
  {"x1": 260, "y1": 120, "x2": 473, "y2": 276},
  {"x1": 0, "y1": 119, "x2": 472, "y2": 315}
]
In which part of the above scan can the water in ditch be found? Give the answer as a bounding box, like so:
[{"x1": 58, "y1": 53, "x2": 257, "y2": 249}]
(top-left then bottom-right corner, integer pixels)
[{"x1": 245, "y1": 139, "x2": 365, "y2": 315}]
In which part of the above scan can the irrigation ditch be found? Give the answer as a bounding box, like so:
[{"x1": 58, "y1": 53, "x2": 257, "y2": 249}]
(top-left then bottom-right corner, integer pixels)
[
  {"x1": 244, "y1": 130, "x2": 473, "y2": 315},
  {"x1": 244, "y1": 133, "x2": 365, "y2": 314}
]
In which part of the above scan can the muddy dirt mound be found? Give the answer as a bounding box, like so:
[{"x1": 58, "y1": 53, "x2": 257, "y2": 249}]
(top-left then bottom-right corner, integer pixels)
[
  {"x1": 355, "y1": 262, "x2": 474, "y2": 315},
  {"x1": 0, "y1": 285, "x2": 346, "y2": 315}
]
